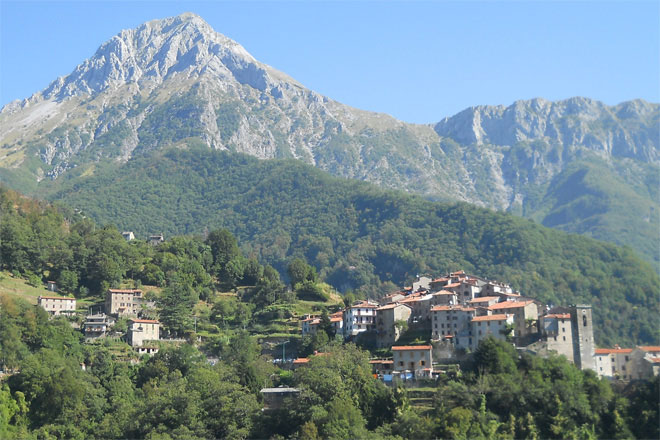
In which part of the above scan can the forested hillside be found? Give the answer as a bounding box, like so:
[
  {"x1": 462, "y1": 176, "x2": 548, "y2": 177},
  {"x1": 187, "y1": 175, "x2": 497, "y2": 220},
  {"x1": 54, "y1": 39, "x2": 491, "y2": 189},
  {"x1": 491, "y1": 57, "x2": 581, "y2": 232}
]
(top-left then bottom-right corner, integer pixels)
[
  {"x1": 0, "y1": 186, "x2": 658, "y2": 439},
  {"x1": 46, "y1": 148, "x2": 659, "y2": 346}
]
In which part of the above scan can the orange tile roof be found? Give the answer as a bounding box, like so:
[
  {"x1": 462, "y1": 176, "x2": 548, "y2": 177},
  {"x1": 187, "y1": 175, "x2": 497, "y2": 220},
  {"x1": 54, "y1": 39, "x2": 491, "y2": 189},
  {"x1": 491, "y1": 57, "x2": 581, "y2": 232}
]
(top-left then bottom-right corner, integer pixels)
[
  {"x1": 594, "y1": 348, "x2": 633, "y2": 355},
  {"x1": 431, "y1": 305, "x2": 452, "y2": 311},
  {"x1": 432, "y1": 277, "x2": 449, "y2": 283},
  {"x1": 392, "y1": 345, "x2": 433, "y2": 351},
  {"x1": 377, "y1": 303, "x2": 403, "y2": 310},
  {"x1": 130, "y1": 319, "x2": 159, "y2": 324},
  {"x1": 330, "y1": 317, "x2": 342, "y2": 322},
  {"x1": 369, "y1": 359, "x2": 394, "y2": 364},
  {"x1": 649, "y1": 357, "x2": 660, "y2": 363},
  {"x1": 38, "y1": 295, "x2": 75, "y2": 300},
  {"x1": 639, "y1": 346, "x2": 660, "y2": 352},
  {"x1": 544, "y1": 313, "x2": 571, "y2": 319},
  {"x1": 293, "y1": 358, "x2": 310, "y2": 364},
  {"x1": 432, "y1": 290, "x2": 455, "y2": 296},
  {"x1": 489, "y1": 300, "x2": 534, "y2": 310},
  {"x1": 471, "y1": 314, "x2": 509, "y2": 322},
  {"x1": 108, "y1": 289, "x2": 142, "y2": 294},
  {"x1": 444, "y1": 283, "x2": 461, "y2": 288}
]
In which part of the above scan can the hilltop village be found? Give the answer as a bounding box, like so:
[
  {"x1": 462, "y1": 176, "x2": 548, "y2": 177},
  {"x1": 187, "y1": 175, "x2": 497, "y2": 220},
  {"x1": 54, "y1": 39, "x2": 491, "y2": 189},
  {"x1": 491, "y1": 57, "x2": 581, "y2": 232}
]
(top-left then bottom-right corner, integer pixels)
[
  {"x1": 297, "y1": 271, "x2": 660, "y2": 382},
  {"x1": 35, "y1": 267, "x2": 660, "y2": 382}
]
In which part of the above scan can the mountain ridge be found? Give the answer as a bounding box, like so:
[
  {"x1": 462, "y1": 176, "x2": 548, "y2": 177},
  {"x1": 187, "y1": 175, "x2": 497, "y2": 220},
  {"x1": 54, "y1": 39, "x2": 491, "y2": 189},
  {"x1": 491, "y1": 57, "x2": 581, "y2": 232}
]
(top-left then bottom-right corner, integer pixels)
[{"x1": 0, "y1": 13, "x2": 657, "y2": 267}]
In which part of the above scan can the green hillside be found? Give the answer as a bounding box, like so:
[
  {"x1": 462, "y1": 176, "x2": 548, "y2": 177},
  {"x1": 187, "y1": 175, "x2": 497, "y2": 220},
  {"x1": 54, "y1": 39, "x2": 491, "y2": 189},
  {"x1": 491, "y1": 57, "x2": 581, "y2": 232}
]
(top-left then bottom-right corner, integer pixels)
[{"x1": 45, "y1": 147, "x2": 660, "y2": 346}]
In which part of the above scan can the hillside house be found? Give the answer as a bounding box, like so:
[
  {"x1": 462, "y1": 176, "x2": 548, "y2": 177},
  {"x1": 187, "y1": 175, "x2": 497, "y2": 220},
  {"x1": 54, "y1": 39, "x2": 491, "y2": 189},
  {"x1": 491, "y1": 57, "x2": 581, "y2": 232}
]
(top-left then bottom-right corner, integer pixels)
[
  {"x1": 105, "y1": 288, "x2": 154, "y2": 317},
  {"x1": 126, "y1": 319, "x2": 160, "y2": 347},
  {"x1": 330, "y1": 311, "x2": 344, "y2": 334},
  {"x1": 375, "y1": 303, "x2": 412, "y2": 348},
  {"x1": 594, "y1": 348, "x2": 633, "y2": 379},
  {"x1": 83, "y1": 313, "x2": 115, "y2": 340},
  {"x1": 431, "y1": 305, "x2": 476, "y2": 341},
  {"x1": 431, "y1": 290, "x2": 458, "y2": 307},
  {"x1": 400, "y1": 293, "x2": 433, "y2": 324},
  {"x1": 344, "y1": 300, "x2": 378, "y2": 337},
  {"x1": 392, "y1": 345, "x2": 433, "y2": 377},
  {"x1": 148, "y1": 234, "x2": 164, "y2": 245},
  {"x1": 38, "y1": 296, "x2": 76, "y2": 316},
  {"x1": 489, "y1": 300, "x2": 538, "y2": 339},
  {"x1": 470, "y1": 314, "x2": 513, "y2": 349},
  {"x1": 260, "y1": 387, "x2": 300, "y2": 410},
  {"x1": 301, "y1": 316, "x2": 320, "y2": 336},
  {"x1": 121, "y1": 231, "x2": 135, "y2": 241},
  {"x1": 541, "y1": 313, "x2": 574, "y2": 361}
]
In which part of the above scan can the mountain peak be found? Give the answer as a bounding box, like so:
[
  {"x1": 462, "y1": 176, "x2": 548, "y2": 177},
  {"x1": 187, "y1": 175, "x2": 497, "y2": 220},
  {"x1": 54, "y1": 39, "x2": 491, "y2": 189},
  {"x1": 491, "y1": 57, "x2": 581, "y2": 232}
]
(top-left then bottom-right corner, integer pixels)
[{"x1": 37, "y1": 13, "x2": 276, "y2": 101}]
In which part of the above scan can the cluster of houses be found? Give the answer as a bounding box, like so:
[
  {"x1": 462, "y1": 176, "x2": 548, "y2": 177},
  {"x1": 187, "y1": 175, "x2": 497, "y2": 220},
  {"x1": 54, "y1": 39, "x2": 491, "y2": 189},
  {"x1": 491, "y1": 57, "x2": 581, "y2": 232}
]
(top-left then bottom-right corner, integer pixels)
[
  {"x1": 38, "y1": 286, "x2": 161, "y2": 355},
  {"x1": 299, "y1": 271, "x2": 659, "y2": 382}
]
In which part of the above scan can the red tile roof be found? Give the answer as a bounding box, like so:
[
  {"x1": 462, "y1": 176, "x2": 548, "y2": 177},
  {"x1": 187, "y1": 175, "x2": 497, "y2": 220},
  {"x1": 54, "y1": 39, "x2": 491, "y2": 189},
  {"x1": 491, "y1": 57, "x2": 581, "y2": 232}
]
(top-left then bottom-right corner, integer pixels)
[
  {"x1": 130, "y1": 319, "x2": 159, "y2": 324},
  {"x1": 489, "y1": 300, "x2": 534, "y2": 310},
  {"x1": 444, "y1": 282, "x2": 461, "y2": 288},
  {"x1": 431, "y1": 305, "x2": 452, "y2": 311},
  {"x1": 293, "y1": 358, "x2": 310, "y2": 364},
  {"x1": 639, "y1": 346, "x2": 660, "y2": 352},
  {"x1": 595, "y1": 348, "x2": 633, "y2": 355},
  {"x1": 392, "y1": 345, "x2": 433, "y2": 351},
  {"x1": 544, "y1": 313, "x2": 571, "y2": 319},
  {"x1": 377, "y1": 303, "x2": 404, "y2": 310},
  {"x1": 38, "y1": 295, "x2": 75, "y2": 301},
  {"x1": 432, "y1": 290, "x2": 455, "y2": 296},
  {"x1": 330, "y1": 317, "x2": 342, "y2": 322},
  {"x1": 471, "y1": 314, "x2": 509, "y2": 322}
]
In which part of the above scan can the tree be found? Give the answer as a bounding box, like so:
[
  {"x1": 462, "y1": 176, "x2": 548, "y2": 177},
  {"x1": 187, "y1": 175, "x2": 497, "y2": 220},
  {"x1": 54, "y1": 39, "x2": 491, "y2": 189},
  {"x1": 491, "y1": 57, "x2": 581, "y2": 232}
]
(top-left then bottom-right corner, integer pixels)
[
  {"x1": 158, "y1": 274, "x2": 198, "y2": 336},
  {"x1": 287, "y1": 258, "x2": 317, "y2": 288},
  {"x1": 206, "y1": 229, "x2": 240, "y2": 271}
]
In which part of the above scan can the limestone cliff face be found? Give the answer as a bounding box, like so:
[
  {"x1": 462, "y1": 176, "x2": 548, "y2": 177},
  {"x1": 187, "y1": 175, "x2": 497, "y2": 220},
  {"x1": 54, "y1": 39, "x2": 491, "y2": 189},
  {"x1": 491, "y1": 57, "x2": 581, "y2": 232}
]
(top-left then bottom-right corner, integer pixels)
[
  {"x1": 434, "y1": 97, "x2": 659, "y2": 163},
  {"x1": 0, "y1": 13, "x2": 658, "y2": 265}
]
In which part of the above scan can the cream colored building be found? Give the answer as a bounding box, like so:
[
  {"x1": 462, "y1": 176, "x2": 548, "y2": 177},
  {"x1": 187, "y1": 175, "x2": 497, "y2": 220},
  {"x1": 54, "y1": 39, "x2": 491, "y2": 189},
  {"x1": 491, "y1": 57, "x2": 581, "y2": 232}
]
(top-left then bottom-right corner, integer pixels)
[
  {"x1": 392, "y1": 345, "x2": 433, "y2": 377},
  {"x1": 343, "y1": 300, "x2": 378, "y2": 337},
  {"x1": 105, "y1": 289, "x2": 145, "y2": 316},
  {"x1": 431, "y1": 305, "x2": 475, "y2": 341},
  {"x1": 470, "y1": 314, "x2": 514, "y2": 349},
  {"x1": 541, "y1": 313, "x2": 575, "y2": 361},
  {"x1": 127, "y1": 319, "x2": 160, "y2": 347},
  {"x1": 38, "y1": 296, "x2": 76, "y2": 316},
  {"x1": 489, "y1": 300, "x2": 538, "y2": 338}
]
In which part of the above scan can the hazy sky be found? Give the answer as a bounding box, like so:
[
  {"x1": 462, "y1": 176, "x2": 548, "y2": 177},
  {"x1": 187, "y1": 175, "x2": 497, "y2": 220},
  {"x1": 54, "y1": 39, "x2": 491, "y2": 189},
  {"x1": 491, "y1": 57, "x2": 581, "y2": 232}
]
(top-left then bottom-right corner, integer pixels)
[{"x1": 1, "y1": 1, "x2": 658, "y2": 123}]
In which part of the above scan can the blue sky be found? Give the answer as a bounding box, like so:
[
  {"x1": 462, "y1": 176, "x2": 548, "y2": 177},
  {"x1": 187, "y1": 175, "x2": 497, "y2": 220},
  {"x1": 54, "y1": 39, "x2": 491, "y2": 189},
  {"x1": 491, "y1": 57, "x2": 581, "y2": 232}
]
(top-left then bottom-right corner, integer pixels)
[{"x1": 1, "y1": 1, "x2": 658, "y2": 123}]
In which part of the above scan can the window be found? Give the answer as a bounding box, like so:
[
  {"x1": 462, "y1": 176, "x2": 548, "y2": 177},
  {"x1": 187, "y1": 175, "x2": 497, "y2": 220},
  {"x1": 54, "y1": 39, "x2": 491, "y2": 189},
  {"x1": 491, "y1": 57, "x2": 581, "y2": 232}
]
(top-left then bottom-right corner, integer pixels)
[
  {"x1": 421, "y1": 360, "x2": 425, "y2": 366},
  {"x1": 625, "y1": 356, "x2": 629, "y2": 361},
  {"x1": 399, "y1": 361, "x2": 404, "y2": 366},
  {"x1": 583, "y1": 315, "x2": 587, "y2": 327},
  {"x1": 562, "y1": 327, "x2": 565, "y2": 332},
  {"x1": 563, "y1": 336, "x2": 566, "y2": 341}
]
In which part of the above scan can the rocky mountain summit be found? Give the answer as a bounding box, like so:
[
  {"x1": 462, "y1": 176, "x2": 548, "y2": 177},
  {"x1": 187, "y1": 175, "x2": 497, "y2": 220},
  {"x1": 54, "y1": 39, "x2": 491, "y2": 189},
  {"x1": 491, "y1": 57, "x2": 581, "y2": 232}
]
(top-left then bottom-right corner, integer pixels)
[
  {"x1": 435, "y1": 97, "x2": 658, "y2": 162},
  {"x1": 0, "y1": 13, "x2": 657, "y2": 266}
]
